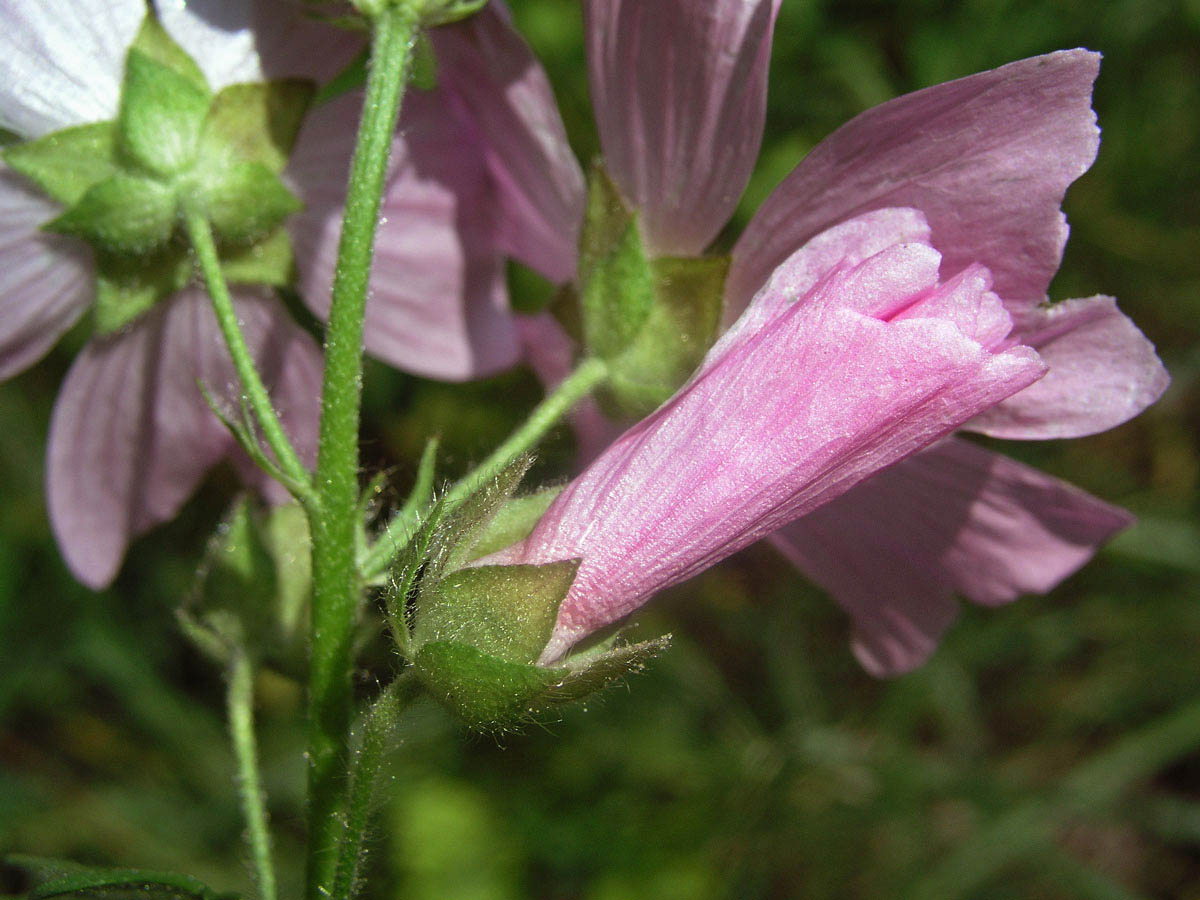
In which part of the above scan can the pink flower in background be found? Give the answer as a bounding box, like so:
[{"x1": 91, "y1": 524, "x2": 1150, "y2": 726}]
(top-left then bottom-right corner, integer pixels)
[
  {"x1": 512, "y1": 0, "x2": 1168, "y2": 671},
  {"x1": 288, "y1": 3, "x2": 584, "y2": 381},
  {"x1": 0, "y1": 0, "x2": 343, "y2": 587}
]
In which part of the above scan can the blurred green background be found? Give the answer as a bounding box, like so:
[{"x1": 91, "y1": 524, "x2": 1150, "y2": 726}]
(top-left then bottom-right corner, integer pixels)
[{"x1": 3, "y1": 0, "x2": 1200, "y2": 898}]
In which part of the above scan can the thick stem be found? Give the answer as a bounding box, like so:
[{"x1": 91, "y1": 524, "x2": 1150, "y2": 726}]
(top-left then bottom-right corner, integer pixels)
[
  {"x1": 184, "y1": 210, "x2": 313, "y2": 499},
  {"x1": 227, "y1": 653, "x2": 277, "y2": 900},
  {"x1": 305, "y1": 7, "x2": 419, "y2": 899},
  {"x1": 361, "y1": 356, "x2": 609, "y2": 580},
  {"x1": 329, "y1": 675, "x2": 419, "y2": 900}
]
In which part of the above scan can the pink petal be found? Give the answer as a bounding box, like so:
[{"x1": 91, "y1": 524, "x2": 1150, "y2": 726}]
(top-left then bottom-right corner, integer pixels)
[
  {"x1": 708, "y1": 207, "x2": 931, "y2": 362},
  {"x1": 289, "y1": 89, "x2": 519, "y2": 381},
  {"x1": 727, "y1": 50, "x2": 1102, "y2": 319},
  {"x1": 965, "y1": 296, "x2": 1169, "y2": 439},
  {"x1": 769, "y1": 438, "x2": 1134, "y2": 676},
  {"x1": 433, "y1": 5, "x2": 585, "y2": 282},
  {"x1": 512, "y1": 230, "x2": 1045, "y2": 662},
  {"x1": 0, "y1": 0, "x2": 142, "y2": 136},
  {"x1": 160, "y1": 0, "x2": 363, "y2": 87},
  {"x1": 584, "y1": 0, "x2": 780, "y2": 256},
  {"x1": 47, "y1": 288, "x2": 318, "y2": 588},
  {"x1": 0, "y1": 166, "x2": 93, "y2": 379}
]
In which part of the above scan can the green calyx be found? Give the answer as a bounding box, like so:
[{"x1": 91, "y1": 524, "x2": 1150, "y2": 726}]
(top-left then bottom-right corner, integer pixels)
[
  {"x1": 388, "y1": 456, "x2": 669, "y2": 730},
  {"x1": 2, "y1": 14, "x2": 314, "y2": 334},
  {"x1": 413, "y1": 636, "x2": 670, "y2": 731},
  {"x1": 572, "y1": 163, "x2": 728, "y2": 418}
]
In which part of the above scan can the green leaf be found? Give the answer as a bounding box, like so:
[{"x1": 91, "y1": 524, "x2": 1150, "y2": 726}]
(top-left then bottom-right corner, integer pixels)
[
  {"x1": 603, "y1": 254, "x2": 728, "y2": 417},
  {"x1": 129, "y1": 15, "x2": 210, "y2": 94},
  {"x1": 197, "y1": 80, "x2": 316, "y2": 174},
  {"x1": 578, "y1": 164, "x2": 656, "y2": 360},
  {"x1": 219, "y1": 227, "x2": 296, "y2": 287},
  {"x1": 45, "y1": 173, "x2": 177, "y2": 254},
  {"x1": 413, "y1": 561, "x2": 579, "y2": 664},
  {"x1": 468, "y1": 486, "x2": 564, "y2": 561},
  {"x1": 92, "y1": 246, "x2": 191, "y2": 334},
  {"x1": 192, "y1": 161, "x2": 302, "y2": 244},
  {"x1": 118, "y1": 49, "x2": 210, "y2": 176},
  {"x1": 3, "y1": 854, "x2": 235, "y2": 900},
  {"x1": 3, "y1": 122, "x2": 119, "y2": 206}
]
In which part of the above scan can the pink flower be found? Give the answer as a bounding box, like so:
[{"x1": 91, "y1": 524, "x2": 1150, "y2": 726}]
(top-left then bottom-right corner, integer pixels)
[
  {"x1": 288, "y1": 3, "x2": 584, "y2": 381},
  {"x1": 506, "y1": 1, "x2": 1168, "y2": 671},
  {"x1": 0, "y1": 0, "x2": 339, "y2": 587}
]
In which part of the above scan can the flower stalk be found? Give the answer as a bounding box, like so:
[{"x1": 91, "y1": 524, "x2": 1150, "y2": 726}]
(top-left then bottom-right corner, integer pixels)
[
  {"x1": 329, "y1": 674, "x2": 420, "y2": 900},
  {"x1": 360, "y1": 355, "x2": 610, "y2": 581},
  {"x1": 183, "y1": 209, "x2": 315, "y2": 505},
  {"x1": 305, "y1": 5, "x2": 421, "y2": 898},
  {"x1": 227, "y1": 651, "x2": 277, "y2": 900}
]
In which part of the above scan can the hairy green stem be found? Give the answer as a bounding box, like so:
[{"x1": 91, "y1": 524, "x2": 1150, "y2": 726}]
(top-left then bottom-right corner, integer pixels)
[
  {"x1": 227, "y1": 652, "x2": 277, "y2": 900},
  {"x1": 305, "y1": 6, "x2": 419, "y2": 899},
  {"x1": 329, "y1": 675, "x2": 420, "y2": 900},
  {"x1": 184, "y1": 210, "x2": 314, "y2": 501},
  {"x1": 361, "y1": 356, "x2": 609, "y2": 580}
]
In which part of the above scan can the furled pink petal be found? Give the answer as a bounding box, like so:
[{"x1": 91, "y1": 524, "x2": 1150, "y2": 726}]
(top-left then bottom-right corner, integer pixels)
[
  {"x1": 432, "y1": 4, "x2": 585, "y2": 282},
  {"x1": 504, "y1": 219, "x2": 1045, "y2": 662},
  {"x1": 726, "y1": 50, "x2": 1101, "y2": 319},
  {"x1": 47, "y1": 288, "x2": 320, "y2": 588},
  {"x1": 289, "y1": 89, "x2": 519, "y2": 381},
  {"x1": 0, "y1": 0, "x2": 143, "y2": 136},
  {"x1": 965, "y1": 296, "x2": 1169, "y2": 439},
  {"x1": 0, "y1": 166, "x2": 93, "y2": 379},
  {"x1": 769, "y1": 438, "x2": 1133, "y2": 676},
  {"x1": 584, "y1": 0, "x2": 780, "y2": 256}
]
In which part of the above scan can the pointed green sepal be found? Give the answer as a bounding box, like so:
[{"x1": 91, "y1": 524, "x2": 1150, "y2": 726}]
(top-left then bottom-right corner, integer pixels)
[
  {"x1": 578, "y1": 164, "x2": 656, "y2": 360},
  {"x1": 219, "y1": 227, "x2": 296, "y2": 287},
  {"x1": 414, "y1": 634, "x2": 671, "y2": 732},
  {"x1": 414, "y1": 640, "x2": 564, "y2": 730},
  {"x1": 92, "y1": 246, "x2": 190, "y2": 334},
  {"x1": 191, "y1": 161, "x2": 303, "y2": 245},
  {"x1": 420, "y1": 0, "x2": 489, "y2": 27},
  {"x1": 118, "y1": 48, "x2": 210, "y2": 176},
  {"x1": 603, "y1": 254, "x2": 728, "y2": 417},
  {"x1": 437, "y1": 454, "x2": 534, "y2": 574},
  {"x1": 45, "y1": 173, "x2": 178, "y2": 255},
  {"x1": 2, "y1": 122, "x2": 119, "y2": 206},
  {"x1": 413, "y1": 561, "x2": 580, "y2": 664},
  {"x1": 468, "y1": 486, "x2": 564, "y2": 562},
  {"x1": 410, "y1": 32, "x2": 440, "y2": 91},
  {"x1": 197, "y1": 80, "x2": 316, "y2": 175},
  {"x1": 571, "y1": 162, "x2": 728, "y2": 417},
  {"x1": 130, "y1": 15, "x2": 210, "y2": 94},
  {"x1": 313, "y1": 47, "x2": 369, "y2": 106}
]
